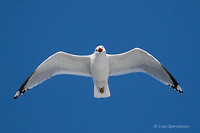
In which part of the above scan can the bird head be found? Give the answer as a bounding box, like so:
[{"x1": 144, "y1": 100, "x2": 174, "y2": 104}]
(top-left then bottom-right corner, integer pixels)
[{"x1": 95, "y1": 45, "x2": 106, "y2": 54}]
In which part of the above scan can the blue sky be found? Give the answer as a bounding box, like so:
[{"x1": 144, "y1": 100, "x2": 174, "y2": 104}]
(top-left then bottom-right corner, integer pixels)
[{"x1": 0, "y1": 0, "x2": 200, "y2": 133}]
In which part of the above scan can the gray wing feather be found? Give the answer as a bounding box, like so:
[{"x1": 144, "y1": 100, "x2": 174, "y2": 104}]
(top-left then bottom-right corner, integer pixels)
[
  {"x1": 108, "y1": 48, "x2": 183, "y2": 93},
  {"x1": 14, "y1": 51, "x2": 91, "y2": 99}
]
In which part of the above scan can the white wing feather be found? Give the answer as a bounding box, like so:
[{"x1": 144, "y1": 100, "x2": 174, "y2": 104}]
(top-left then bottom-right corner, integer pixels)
[
  {"x1": 108, "y1": 48, "x2": 183, "y2": 93},
  {"x1": 14, "y1": 51, "x2": 91, "y2": 99}
]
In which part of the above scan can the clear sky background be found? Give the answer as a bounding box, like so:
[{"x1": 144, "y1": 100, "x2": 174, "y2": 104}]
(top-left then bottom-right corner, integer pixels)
[{"x1": 0, "y1": 0, "x2": 200, "y2": 133}]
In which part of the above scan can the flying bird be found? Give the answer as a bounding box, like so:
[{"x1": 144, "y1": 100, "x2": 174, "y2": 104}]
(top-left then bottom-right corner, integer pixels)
[{"x1": 14, "y1": 46, "x2": 183, "y2": 99}]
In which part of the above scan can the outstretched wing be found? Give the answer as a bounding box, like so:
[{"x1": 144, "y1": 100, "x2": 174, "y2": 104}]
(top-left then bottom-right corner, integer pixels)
[
  {"x1": 107, "y1": 48, "x2": 183, "y2": 93},
  {"x1": 14, "y1": 51, "x2": 91, "y2": 99}
]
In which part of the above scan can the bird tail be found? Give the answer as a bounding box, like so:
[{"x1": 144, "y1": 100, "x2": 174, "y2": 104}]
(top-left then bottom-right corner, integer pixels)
[{"x1": 94, "y1": 83, "x2": 111, "y2": 98}]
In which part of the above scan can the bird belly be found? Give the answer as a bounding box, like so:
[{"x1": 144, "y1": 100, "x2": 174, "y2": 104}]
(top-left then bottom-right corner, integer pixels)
[{"x1": 90, "y1": 56, "x2": 109, "y2": 88}]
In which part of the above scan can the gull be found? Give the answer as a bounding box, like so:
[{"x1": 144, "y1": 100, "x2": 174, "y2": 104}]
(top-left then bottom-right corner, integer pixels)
[{"x1": 14, "y1": 45, "x2": 183, "y2": 99}]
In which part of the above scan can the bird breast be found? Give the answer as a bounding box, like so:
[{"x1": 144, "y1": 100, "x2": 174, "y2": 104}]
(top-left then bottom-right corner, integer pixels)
[{"x1": 90, "y1": 54, "x2": 109, "y2": 85}]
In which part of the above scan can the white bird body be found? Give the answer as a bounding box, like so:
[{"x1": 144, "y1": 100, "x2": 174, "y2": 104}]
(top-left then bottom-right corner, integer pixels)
[
  {"x1": 90, "y1": 51, "x2": 110, "y2": 98},
  {"x1": 14, "y1": 45, "x2": 183, "y2": 99},
  {"x1": 91, "y1": 53, "x2": 109, "y2": 87}
]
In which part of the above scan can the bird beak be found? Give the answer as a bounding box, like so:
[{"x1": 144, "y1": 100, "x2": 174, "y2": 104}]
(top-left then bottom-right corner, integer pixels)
[{"x1": 98, "y1": 48, "x2": 103, "y2": 53}]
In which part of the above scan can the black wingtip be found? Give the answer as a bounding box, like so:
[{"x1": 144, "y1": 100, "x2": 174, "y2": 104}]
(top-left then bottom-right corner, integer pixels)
[
  {"x1": 14, "y1": 71, "x2": 35, "y2": 99},
  {"x1": 162, "y1": 65, "x2": 183, "y2": 94},
  {"x1": 13, "y1": 91, "x2": 21, "y2": 99},
  {"x1": 170, "y1": 85, "x2": 184, "y2": 94},
  {"x1": 177, "y1": 89, "x2": 183, "y2": 94},
  {"x1": 177, "y1": 88, "x2": 183, "y2": 94},
  {"x1": 179, "y1": 90, "x2": 184, "y2": 94}
]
